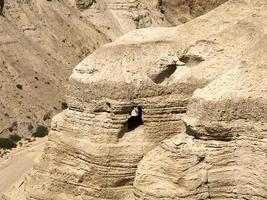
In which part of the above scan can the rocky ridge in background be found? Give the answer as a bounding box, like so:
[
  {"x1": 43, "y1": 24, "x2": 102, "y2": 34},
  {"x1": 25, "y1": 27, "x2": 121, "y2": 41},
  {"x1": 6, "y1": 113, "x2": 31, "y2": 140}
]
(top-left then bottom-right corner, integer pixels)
[
  {"x1": 0, "y1": 0, "x2": 108, "y2": 137},
  {"x1": 75, "y1": 0, "x2": 228, "y2": 39},
  {"x1": 3, "y1": 0, "x2": 266, "y2": 199},
  {"x1": 0, "y1": 0, "x2": 226, "y2": 138}
]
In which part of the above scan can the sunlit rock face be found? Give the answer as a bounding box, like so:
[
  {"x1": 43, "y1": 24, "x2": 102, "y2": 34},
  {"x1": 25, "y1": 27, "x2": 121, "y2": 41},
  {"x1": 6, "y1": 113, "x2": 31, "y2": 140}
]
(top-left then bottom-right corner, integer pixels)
[
  {"x1": 20, "y1": 34, "x2": 190, "y2": 200},
  {"x1": 134, "y1": 36, "x2": 267, "y2": 200},
  {"x1": 0, "y1": 0, "x2": 228, "y2": 137},
  {"x1": 3, "y1": 0, "x2": 267, "y2": 200}
]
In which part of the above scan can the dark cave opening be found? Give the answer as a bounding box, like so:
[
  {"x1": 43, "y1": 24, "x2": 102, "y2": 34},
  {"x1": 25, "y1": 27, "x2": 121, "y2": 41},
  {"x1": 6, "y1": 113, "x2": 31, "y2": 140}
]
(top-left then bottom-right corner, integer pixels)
[
  {"x1": 127, "y1": 106, "x2": 143, "y2": 131},
  {"x1": 118, "y1": 106, "x2": 143, "y2": 139}
]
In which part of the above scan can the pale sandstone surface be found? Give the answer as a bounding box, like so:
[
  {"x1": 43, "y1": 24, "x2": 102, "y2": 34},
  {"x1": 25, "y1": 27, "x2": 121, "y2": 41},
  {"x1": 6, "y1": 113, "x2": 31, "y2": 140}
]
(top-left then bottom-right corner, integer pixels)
[
  {"x1": 134, "y1": 37, "x2": 267, "y2": 199},
  {"x1": 0, "y1": 0, "x2": 225, "y2": 137},
  {"x1": 2, "y1": 0, "x2": 267, "y2": 200}
]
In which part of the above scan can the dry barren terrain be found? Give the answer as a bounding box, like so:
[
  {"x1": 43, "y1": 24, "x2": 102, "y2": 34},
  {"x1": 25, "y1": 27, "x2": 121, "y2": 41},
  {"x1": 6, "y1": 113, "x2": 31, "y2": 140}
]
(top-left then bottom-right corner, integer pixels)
[{"x1": 1, "y1": 0, "x2": 266, "y2": 200}]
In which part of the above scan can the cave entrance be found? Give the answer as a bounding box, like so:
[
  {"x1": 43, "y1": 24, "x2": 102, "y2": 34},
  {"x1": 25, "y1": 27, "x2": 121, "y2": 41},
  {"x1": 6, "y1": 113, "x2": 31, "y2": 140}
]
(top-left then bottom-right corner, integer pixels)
[
  {"x1": 118, "y1": 106, "x2": 143, "y2": 139},
  {"x1": 127, "y1": 106, "x2": 143, "y2": 131}
]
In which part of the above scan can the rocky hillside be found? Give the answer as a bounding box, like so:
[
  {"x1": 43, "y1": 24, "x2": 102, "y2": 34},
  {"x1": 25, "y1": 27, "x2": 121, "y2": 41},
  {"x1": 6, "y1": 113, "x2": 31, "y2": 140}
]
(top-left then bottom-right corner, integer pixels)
[
  {"x1": 0, "y1": 0, "x2": 108, "y2": 137},
  {"x1": 0, "y1": 0, "x2": 226, "y2": 137},
  {"x1": 2, "y1": 0, "x2": 266, "y2": 199}
]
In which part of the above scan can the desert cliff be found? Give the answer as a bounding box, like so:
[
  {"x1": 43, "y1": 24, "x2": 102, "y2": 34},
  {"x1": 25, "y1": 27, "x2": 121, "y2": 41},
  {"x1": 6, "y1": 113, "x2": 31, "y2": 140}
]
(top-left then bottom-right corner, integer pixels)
[
  {"x1": 1, "y1": 0, "x2": 266, "y2": 199},
  {"x1": 0, "y1": 0, "x2": 225, "y2": 137}
]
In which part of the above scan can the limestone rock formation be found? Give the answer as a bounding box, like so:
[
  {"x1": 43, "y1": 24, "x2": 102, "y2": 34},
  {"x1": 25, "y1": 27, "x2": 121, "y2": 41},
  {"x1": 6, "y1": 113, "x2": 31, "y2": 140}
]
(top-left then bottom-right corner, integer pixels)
[
  {"x1": 0, "y1": 0, "x2": 225, "y2": 137},
  {"x1": 2, "y1": 0, "x2": 267, "y2": 200},
  {"x1": 134, "y1": 37, "x2": 267, "y2": 200}
]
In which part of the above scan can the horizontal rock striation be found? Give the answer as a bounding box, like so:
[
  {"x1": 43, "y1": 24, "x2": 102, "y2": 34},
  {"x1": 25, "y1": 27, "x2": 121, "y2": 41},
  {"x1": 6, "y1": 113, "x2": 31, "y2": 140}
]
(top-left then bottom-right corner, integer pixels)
[
  {"x1": 3, "y1": 0, "x2": 267, "y2": 200},
  {"x1": 19, "y1": 56, "x2": 190, "y2": 199},
  {"x1": 0, "y1": 0, "x2": 227, "y2": 137},
  {"x1": 133, "y1": 35, "x2": 267, "y2": 200},
  {"x1": 21, "y1": 96, "x2": 187, "y2": 199}
]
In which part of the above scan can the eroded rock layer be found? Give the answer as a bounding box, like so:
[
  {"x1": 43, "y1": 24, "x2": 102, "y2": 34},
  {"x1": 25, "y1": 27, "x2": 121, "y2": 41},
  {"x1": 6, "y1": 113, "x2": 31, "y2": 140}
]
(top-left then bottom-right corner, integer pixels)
[
  {"x1": 3, "y1": 0, "x2": 267, "y2": 200},
  {"x1": 0, "y1": 0, "x2": 226, "y2": 137},
  {"x1": 134, "y1": 37, "x2": 267, "y2": 199}
]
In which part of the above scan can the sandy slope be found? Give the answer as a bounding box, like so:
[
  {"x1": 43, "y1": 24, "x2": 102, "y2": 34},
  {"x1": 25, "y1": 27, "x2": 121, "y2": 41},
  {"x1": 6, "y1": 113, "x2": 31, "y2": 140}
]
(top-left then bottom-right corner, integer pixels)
[
  {"x1": 0, "y1": 137, "x2": 47, "y2": 193},
  {"x1": 0, "y1": 0, "x2": 109, "y2": 137}
]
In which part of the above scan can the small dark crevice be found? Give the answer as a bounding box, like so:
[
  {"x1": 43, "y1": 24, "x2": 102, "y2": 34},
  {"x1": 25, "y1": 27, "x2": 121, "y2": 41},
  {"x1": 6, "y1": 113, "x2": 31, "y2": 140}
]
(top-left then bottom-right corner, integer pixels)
[
  {"x1": 114, "y1": 177, "x2": 133, "y2": 187},
  {"x1": 78, "y1": 176, "x2": 84, "y2": 183},
  {"x1": 0, "y1": 0, "x2": 4, "y2": 17},
  {"x1": 61, "y1": 102, "x2": 68, "y2": 110},
  {"x1": 185, "y1": 125, "x2": 201, "y2": 139},
  {"x1": 16, "y1": 84, "x2": 23, "y2": 90},
  {"x1": 69, "y1": 106, "x2": 84, "y2": 112},
  {"x1": 198, "y1": 156, "x2": 205, "y2": 163},
  {"x1": 186, "y1": 125, "x2": 233, "y2": 142},
  {"x1": 18, "y1": 181, "x2": 24, "y2": 188},
  {"x1": 158, "y1": 0, "x2": 163, "y2": 7},
  {"x1": 180, "y1": 55, "x2": 204, "y2": 67},
  {"x1": 153, "y1": 64, "x2": 177, "y2": 84},
  {"x1": 43, "y1": 112, "x2": 51, "y2": 121}
]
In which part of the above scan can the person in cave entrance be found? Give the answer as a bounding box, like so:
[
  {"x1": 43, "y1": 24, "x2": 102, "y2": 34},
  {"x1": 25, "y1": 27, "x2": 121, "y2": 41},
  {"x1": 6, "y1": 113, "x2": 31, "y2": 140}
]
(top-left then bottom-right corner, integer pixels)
[{"x1": 0, "y1": 0, "x2": 4, "y2": 16}]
